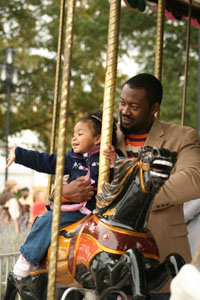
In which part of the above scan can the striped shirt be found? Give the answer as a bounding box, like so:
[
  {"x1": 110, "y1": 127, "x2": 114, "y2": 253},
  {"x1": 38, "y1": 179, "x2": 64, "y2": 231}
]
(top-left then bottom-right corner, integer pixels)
[{"x1": 125, "y1": 133, "x2": 148, "y2": 158}]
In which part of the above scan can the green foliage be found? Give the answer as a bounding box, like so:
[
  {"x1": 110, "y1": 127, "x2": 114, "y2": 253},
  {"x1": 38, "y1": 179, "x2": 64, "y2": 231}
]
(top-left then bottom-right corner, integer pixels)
[{"x1": 0, "y1": 0, "x2": 199, "y2": 153}]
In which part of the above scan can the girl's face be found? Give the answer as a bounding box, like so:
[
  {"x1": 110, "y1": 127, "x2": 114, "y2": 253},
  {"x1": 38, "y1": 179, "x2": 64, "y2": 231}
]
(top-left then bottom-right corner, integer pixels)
[{"x1": 72, "y1": 120, "x2": 100, "y2": 154}]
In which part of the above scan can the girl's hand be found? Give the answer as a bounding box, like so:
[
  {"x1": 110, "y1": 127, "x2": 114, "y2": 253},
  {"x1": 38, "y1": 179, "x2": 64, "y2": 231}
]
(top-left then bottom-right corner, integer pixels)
[
  {"x1": 103, "y1": 144, "x2": 117, "y2": 166},
  {"x1": 6, "y1": 145, "x2": 16, "y2": 168}
]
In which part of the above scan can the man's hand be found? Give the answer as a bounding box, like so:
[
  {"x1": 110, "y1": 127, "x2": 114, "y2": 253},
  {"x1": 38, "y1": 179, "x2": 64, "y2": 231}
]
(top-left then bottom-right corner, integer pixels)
[
  {"x1": 62, "y1": 176, "x2": 95, "y2": 203},
  {"x1": 6, "y1": 145, "x2": 16, "y2": 168}
]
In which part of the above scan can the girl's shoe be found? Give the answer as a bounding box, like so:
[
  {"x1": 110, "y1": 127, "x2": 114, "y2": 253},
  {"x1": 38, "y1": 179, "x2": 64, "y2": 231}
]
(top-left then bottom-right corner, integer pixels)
[{"x1": 13, "y1": 254, "x2": 31, "y2": 278}]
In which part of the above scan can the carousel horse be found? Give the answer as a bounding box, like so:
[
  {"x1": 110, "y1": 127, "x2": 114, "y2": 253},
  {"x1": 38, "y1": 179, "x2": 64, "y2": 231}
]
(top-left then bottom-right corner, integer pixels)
[{"x1": 4, "y1": 146, "x2": 185, "y2": 300}]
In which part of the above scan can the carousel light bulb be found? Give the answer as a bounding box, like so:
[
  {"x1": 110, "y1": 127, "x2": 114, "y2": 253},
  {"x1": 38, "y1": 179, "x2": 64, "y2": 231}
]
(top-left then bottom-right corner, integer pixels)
[
  {"x1": 5, "y1": 47, "x2": 14, "y2": 65},
  {"x1": 0, "y1": 64, "x2": 7, "y2": 82}
]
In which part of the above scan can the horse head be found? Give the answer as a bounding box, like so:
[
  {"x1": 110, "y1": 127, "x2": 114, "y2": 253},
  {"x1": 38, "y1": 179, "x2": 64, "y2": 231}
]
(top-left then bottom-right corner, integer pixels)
[
  {"x1": 138, "y1": 146, "x2": 177, "y2": 193},
  {"x1": 96, "y1": 146, "x2": 177, "y2": 231}
]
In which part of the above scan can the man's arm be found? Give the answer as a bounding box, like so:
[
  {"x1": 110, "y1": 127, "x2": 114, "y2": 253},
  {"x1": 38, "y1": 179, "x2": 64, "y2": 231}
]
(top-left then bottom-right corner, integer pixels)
[
  {"x1": 184, "y1": 199, "x2": 200, "y2": 224},
  {"x1": 152, "y1": 128, "x2": 200, "y2": 210},
  {"x1": 62, "y1": 177, "x2": 95, "y2": 203}
]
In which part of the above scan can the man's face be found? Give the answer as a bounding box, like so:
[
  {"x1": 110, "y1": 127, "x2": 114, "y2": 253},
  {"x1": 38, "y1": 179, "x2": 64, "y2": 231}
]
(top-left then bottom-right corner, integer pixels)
[
  {"x1": 22, "y1": 190, "x2": 29, "y2": 198},
  {"x1": 119, "y1": 85, "x2": 158, "y2": 134}
]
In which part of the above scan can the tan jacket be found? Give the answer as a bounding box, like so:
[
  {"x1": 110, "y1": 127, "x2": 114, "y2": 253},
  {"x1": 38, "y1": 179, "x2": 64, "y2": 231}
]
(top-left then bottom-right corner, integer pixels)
[{"x1": 117, "y1": 118, "x2": 200, "y2": 292}]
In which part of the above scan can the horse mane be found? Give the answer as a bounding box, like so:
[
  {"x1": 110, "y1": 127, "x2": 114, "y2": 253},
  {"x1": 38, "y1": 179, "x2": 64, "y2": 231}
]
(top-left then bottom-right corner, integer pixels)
[{"x1": 96, "y1": 156, "x2": 140, "y2": 209}]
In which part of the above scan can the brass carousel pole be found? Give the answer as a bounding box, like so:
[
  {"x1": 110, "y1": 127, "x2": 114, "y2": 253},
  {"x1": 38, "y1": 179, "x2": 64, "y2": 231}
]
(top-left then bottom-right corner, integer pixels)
[
  {"x1": 154, "y1": 0, "x2": 165, "y2": 81},
  {"x1": 154, "y1": 0, "x2": 165, "y2": 119},
  {"x1": 47, "y1": 0, "x2": 76, "y2": 299},
  {"x1": 46, "y1": 0, "x2": 65, "y2": 201},
  {"x1": 181, "y1": 0, "x2": 192, "y2": 126},
  {"x1": 97, "y1": 0, "x2": 121, "y2": 199}
]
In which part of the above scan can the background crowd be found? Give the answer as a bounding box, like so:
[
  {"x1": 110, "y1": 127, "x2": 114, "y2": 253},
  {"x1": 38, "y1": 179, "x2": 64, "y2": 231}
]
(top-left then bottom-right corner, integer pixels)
[{"x1": 0, "y1": 180, "x2": 47, "y2": 239}]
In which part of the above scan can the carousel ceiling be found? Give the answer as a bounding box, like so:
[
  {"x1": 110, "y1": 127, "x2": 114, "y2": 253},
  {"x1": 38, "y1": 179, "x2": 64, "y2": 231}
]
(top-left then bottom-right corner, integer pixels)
[{"x1": 124, "y1": 0, "x2": 200, "y2": 28}]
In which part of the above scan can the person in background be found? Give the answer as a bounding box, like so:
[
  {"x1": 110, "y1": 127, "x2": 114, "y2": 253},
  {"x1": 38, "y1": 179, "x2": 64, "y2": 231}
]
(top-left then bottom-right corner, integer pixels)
[
  {"x1": 170, "y1": 262, "x2": 200, "y2": 300},
  {"x1": 0, "y1": 180, "x2": 21, "y2": 234},
  {"x1": 19, "y1": 187, "x2": 33, "y2": 226},
  {"x1": 184, "y1": 199, "x2": 200, "y2": 258},
  {"x1": 30, "y1": 190, "x2": 46, "y2": 226},
  {"x1": 170, "y1": 238, "x2": 200, "y2": 300}
]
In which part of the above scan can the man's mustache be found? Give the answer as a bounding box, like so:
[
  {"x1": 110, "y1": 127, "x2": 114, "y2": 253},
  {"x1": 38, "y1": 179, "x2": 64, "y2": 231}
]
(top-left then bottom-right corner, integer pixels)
[{"x1": 121, "y1": 114, "x2": 134, "y2": 121}]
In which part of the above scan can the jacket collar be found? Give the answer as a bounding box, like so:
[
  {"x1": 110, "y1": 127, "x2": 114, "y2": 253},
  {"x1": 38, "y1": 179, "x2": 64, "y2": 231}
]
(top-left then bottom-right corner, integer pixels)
[
  {"x1": 116, "y1": 118, "x2": 165, "y2": 157},
  {"x1": 87, "y1": 145, "x2": 100, "y2": 156},
  {"x1": 145, "y1": 117, "x2": 165, "y2": 148},
  {"x1": 71, "y1": 145, "x2": 100, "y2": 160}
]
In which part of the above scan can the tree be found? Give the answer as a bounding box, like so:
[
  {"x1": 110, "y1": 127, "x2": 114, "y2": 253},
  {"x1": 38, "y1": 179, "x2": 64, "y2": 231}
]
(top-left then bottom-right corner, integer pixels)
[{"x1": 0, "y1": 0, "x2": 198, "y2": 152}]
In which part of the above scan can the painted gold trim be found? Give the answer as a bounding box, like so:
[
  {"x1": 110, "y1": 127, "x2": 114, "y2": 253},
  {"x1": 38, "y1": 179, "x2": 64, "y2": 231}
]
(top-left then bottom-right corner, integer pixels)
[
  {"x1": 71, "y1": 217, "x2": 90, "y2": 276},
  {"x1": 138, "y1": 161, "x2": 155, "y2": 194},
  {"x1": 93, "y1": 215, "x2": 152, "y2": 238},
  {"x1": 29, "y1": 269, "x2": 48, "y2": 276},
  {"x1": 103, "y1": 207, "x2": 116, "y2": 217}
]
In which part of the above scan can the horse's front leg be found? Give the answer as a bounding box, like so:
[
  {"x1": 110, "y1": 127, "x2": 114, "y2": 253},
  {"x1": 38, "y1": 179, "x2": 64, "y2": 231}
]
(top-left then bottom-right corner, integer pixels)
[
  {"x1": 90, "y1": 249, "x2": 150, "y2": 300},
  {"x1": 3, "y1": 271, "x2": 18, "y2": 300},
  {"x1": 146, "y1": 253, "x2": 185, "y2": 292},
  {"x1": 4, "y1": 271, "x2": 48, "y2": 300},
  {"x1": 122, "y1": 248, "x2": 150, "y2": 300}
]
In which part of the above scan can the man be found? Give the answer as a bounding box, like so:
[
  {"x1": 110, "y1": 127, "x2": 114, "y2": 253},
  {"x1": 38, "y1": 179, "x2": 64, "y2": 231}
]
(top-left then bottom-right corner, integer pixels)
[{"x1": 63, "y1": 73, "x2": 200, "y2": 299}]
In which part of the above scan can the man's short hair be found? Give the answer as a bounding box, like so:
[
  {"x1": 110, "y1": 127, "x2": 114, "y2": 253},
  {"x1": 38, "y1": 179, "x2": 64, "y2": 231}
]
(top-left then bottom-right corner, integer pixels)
[
  {"x1": 21, "y1": 187, "x2": 29, "y2": 192},
  {"x1": 124, "y1": 73, "x2": 163, "y2": 105}
]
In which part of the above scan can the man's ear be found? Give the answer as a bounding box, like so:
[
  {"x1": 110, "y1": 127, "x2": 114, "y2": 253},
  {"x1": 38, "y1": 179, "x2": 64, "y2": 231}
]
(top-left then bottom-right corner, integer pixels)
[
  {"x1": 151, "y1": 102, "x2": 160, "y2": 116},
  {"x1": 95, "y1": 135, "x2": 101, "y2": 145}
]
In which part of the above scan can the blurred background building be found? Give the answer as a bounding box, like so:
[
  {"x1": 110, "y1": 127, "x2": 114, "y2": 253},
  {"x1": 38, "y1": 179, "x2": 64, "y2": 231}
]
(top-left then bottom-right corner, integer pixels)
[{"x1": 0, "y1": 130, "x2": 48, "y2": 193}]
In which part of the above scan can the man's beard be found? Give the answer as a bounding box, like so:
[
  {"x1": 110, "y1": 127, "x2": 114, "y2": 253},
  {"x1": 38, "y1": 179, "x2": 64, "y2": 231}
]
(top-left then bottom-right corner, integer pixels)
[{"x1": 119, "y1": 115, "x2": 136, "y2": 135}]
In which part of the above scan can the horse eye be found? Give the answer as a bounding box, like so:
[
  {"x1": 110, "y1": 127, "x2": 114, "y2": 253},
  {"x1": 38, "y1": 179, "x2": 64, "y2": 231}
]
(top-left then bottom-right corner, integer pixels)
[{"x1": 152, "y1": 148, "x2": 160, "y2": 157}]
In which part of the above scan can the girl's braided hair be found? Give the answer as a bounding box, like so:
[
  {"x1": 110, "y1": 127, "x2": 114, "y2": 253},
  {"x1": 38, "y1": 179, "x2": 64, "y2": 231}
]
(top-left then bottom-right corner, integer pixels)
[{"x1": 78, "y1": 110, "x2": 117, "y2": 147}]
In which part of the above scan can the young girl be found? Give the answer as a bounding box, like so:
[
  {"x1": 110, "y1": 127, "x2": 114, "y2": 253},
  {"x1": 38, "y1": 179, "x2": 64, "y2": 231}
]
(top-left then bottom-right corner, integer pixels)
[
  {"x1": 6, "y1": 111, "x2": 121, "y2": 278},
  {"x1": 30, "y1": 190, "x2": 47, "y2": 226}
]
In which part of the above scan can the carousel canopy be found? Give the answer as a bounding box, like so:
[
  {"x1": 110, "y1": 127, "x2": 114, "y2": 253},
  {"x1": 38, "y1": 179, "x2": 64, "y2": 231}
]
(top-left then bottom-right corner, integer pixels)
[{"x1": 124, "y1": 0, "x2": 200, "y2": 28}]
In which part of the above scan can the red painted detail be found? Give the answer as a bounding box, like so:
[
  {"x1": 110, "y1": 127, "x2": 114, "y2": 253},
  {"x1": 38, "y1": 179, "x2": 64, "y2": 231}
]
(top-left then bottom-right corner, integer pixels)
[
  {"x1": 102, "y1": 233, "x2": 109, "y2": 241},
  {"x1": 82, "y1": 216, "x2": 159, "y2": 257},
  {"x1": 76, "y1": 236, "x2": 99, "y2": 265}
]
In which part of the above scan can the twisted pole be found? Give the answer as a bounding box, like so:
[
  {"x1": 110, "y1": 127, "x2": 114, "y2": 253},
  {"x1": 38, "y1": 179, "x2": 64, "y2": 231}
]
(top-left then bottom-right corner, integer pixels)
[
  {"x1": 181, "y1": 0, "x2": 192, "y2": 126},
  {"x1": 154, "y1": 0, "x2": 165, "y2": 119},
  {"x1": 46, "y1": 0, "x2": 65, "y2": 201},
  {"x1": 154, "y1": 0, "x2": 165, "y2": 81},
  {"x1": 97, "y1": 0, "x2": 121, "y2": 198},
  {"x1": 47, "y1": 1, "x2": 76, "y2": 299}
]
